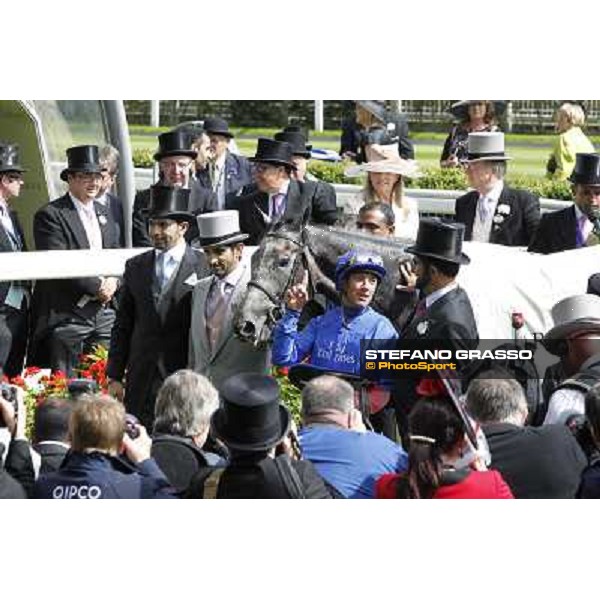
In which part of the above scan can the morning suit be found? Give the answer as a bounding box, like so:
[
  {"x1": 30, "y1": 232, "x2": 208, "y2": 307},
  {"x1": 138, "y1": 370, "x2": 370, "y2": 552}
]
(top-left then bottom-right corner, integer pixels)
[
  {"x1": 32, "y1": 194, "x2": 120, "y2": 373},
  {"x1": 106, "y1": 245, "x2": 208, "y2": 428},
  {"x1": 528, "y1": 205, "x2": 579, "y2": 254},
  {"x1": 195, "y1": 151, "x2": 253, "y2": 211},
  {"x1": 0, "y1": 207, "x2": 30, "y2": 377},
  {"x1": 238, "y1": 179, "x2": 338, "y2": 246},
  {"x1": 131, "y1": 181, "x2": 217, "y2": 247},
  {"x1": 455, "y1": 186, "x2": 541, "y2": 247},
  {"x1": 483, "y1": 422, "x2": 587, "y2": 499},
  {"x1": 103, "y1": 192, "x2": 125, "y2": 247},
  {"x1": 189, "y1": 263, "x2": 270, "y2": 391},
  {"x1": 394, "y1": 286, "x2": 479, "y2": 440}
]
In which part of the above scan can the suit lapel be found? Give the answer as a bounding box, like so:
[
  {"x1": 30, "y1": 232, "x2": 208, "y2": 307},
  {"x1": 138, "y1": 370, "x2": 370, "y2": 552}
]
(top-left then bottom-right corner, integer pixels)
[
  {"x1": 94, "y1": 201, "x2": 113, "y2": 249},
  {"x1": 566, "y1": 205, "x2": 578, "y2": 248},
  {"x1": 489, "y1": 187, "x2": 512, "y2": 243},
  {"x1": 283, "y1": 180, "x2": 304, "y2": 221},
  {"x1": 210, "y1": 264, "x2": 249, "y2": 359},
  {"x1": 169, "y1": 246, "x2": 198, "y2": 307},
  {"x1": 194, "y1": 276, "x2": 213, "y2": 358},
  {"x1": 464, "y1": 192, "x2": 477, "y2": 240},
  {"x1": 62, "y1": 194, "x2": 90, "y2": 249}
]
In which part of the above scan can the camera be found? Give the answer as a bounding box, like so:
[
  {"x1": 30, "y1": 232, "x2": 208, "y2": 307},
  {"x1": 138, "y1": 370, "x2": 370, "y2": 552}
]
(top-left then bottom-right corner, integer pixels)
[
  {"x1": 565, "y1": 413, "x2": 600, "y2": 462},
  {"x1": 0, "y1": 383, "x2": 18, "y2": 428},
  {"x1": 67, "y1": 378, "x2": 99, "y2": 400},
  {"x1": 125, "y1": 413, "x2": 140, "y2": 440}
]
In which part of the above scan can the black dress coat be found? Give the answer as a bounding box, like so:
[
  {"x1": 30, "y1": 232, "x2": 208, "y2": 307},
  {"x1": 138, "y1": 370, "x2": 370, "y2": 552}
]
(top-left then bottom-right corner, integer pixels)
[
  {"x1": 32, "y1": 194, "x2": 120, "y2": 333},
  {"x1": 238, "y1": 179, "x2": 338, "y2": 246},
  {"x1": 131, "y1": 181, "x2": 217, "y2": 247},
  {"x1": 528, "y1": 205, "x2": 578, "y2": 254},
  {"x1": 195, "y1": 151, "x2": 253, "y2": 211},
  {"x1": 483, "y1": 422, "x2": 587, "y2": 499},
  {"x1": 106, "y1": 246, "x2": 208, "y2": 426},
  {"x1": 455, "y1": 186, "x2": 541, "y2": 247}
]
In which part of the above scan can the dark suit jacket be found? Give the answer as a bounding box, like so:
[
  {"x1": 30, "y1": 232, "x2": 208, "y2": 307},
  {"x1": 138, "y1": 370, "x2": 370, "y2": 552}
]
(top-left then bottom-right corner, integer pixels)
[
  {"x1": 33, "y1": 442, "x2": 69, "y2": 475},
  {"x1": 483, "y1": 422, "x2": 587, "y2": 499},
  {"x1": 106, "y1": 246, "x2": 208, "y2": 420},
  {"x1": 238, "y1": 179, "x2": 338, "y2": 246},
  {"x1": 528, "y1": 205, "x2": 577, "y2": 254},
  {"x1": 195, "y1": 151, "x2": 253, "y2": 211},
  {"x1": 0, "y1": 209, "x2": 28, "y2": 304},
  {"x1": 394, "y1": 286, "x2": 479, "y2": 414},
  {"x1": 32, "y1": 194, "x2": 120, "y2": 321},
  {"x1": 455, "y1": 186, "x2": 541, "y2": 247},
  {"x1": 105, "y1": 192, "x2": 125, "y2": 247},
  {"x1": 131, "y1": 181, "x2": 217, "y2": 247}
]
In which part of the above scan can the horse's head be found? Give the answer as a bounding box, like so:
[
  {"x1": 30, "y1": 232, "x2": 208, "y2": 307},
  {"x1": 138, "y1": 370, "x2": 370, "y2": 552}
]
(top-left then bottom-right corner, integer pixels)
[{"x1": 235, "y1": 223, "x2": 305, "y2": 347}]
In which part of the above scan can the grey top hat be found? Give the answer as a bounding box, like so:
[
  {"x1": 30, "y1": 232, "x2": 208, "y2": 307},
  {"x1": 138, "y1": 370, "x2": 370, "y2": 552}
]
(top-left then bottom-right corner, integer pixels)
[
  {"x1": 197, "y1": 210, "x2": 249, "y2": 247},
  {"x1": 542, "y1": 294, "x2": 600, "y2": 355},
  {"x1": 466, "y1": 132, "x2": 511, "y2": 163}
]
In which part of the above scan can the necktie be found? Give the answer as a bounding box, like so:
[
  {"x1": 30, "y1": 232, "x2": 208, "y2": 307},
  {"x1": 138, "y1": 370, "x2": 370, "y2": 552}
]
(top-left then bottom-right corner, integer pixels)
[
  {"x1": 156, "y1": 252, "x2": 169, "y2": 292},
  {"x1": 414, "y1": 298, "x2": 427, "y2": 319},
  {"x1": 478, "y1": 196, "x2": 492, "y2": 222},
  {"x1": 272, "y1": 193, "x2": 285, "y2": 219},
  {"x1": 206, "y1": 280, "x2": 230, "y2": 352},
  {"x1": 576, "y1": 215, "x2": 587, "y2": 248}
]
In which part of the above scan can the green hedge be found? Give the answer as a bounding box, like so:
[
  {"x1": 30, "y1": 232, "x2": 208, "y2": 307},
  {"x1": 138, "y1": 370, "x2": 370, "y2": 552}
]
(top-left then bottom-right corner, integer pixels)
[
  {"x1": 132, "y1": 148, "x2": 154, "y2": 168},
  {"x1": 306, "y1": 162, "x2": 573, "y2": 200}
]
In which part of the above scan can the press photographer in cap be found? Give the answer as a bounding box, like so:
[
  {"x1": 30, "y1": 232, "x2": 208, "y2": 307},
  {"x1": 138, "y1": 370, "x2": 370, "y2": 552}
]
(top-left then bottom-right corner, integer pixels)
[{"x1": 34, "y1": 393, "x2": 177, "y2": 499}]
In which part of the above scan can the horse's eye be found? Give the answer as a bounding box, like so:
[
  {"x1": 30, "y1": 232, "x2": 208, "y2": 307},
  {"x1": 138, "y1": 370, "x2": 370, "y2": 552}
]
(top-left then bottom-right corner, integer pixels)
[{"x1": 278, "y1": 256, "x2": 291, "y2": 267}]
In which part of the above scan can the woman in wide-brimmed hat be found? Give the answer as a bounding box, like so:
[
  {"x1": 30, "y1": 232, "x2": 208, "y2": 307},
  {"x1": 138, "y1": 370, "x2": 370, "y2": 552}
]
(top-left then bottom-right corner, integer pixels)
[
  {"x1": 440, "y1": 100, "x2": 505, "y2": 168},
  {"x1": 344, "y1": 144, "x2": 422, "y2": 240}
]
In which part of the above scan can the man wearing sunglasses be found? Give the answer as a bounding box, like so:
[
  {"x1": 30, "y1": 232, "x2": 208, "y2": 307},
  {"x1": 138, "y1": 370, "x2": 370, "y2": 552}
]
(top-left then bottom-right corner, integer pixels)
[{"x1": 0, "y1": 144, "x2": 30, "y2": 378}]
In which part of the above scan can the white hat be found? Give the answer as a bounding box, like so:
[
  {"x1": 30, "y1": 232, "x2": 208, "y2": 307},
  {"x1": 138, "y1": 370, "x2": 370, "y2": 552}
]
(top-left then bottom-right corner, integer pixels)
[
  {"x1": 466, "y1": 132, "x2": 511, "y2": 163},
  {"x1": 344, "y1": 144, "x2": 422, "y2": 179},
  {"x1": 197, "y1": 210, "x2": 249, "y2": 248}
]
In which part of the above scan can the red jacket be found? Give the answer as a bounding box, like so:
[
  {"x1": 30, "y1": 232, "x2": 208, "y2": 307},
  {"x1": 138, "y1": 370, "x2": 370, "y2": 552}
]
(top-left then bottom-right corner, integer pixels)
[{"x1": 376, "y1": 469, "x2": 514, "y2": 499}]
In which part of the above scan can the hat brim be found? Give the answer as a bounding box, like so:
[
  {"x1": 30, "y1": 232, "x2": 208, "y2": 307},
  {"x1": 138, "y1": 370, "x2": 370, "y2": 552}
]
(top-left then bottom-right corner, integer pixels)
[
  {"x1": 210, "y1": 404, "x2": 291, "y2": 453},
  {"x1": 465, "y1": 155, "x2": 512, "y2": 164},
  {"x1": 154, "y1": 149, "x2": 198, "y2": 161},
  {"x1": 406, "y1": 246, "x2": 471, "y2": 265},
  {"x1": 288, "y1": 363, "x2": 366, "y2": 389},
  {"x1": 205, "y1": 130, "x2": 234, "y2": 139},
  {"x1": 0, "y1": 166, "x2": 26, "y2": 174},
  {"x1": 144, "y1": 210, "x2": 194, "y2": 222},
  {"x1": 541, "y1": 319, "x2": 600, "y2": 354},
  {"x1": 345, "y1": 159, "x2": 422, "y2": 179},
  {"x1": 568, "y1": 174, "x2": 600, "y2": 185},
  {"x1": 448, "y1": 101, "x2": 508, "y2": 121},
  {"x1": 60, "y1": 166, "x2": 103, "y2": 182},
  {"x1": 249, "y1": 157, "x2": 297, "y2": 170},
  {"x1": 198, "y1": 232, "x2": 249, "y2": 248}
]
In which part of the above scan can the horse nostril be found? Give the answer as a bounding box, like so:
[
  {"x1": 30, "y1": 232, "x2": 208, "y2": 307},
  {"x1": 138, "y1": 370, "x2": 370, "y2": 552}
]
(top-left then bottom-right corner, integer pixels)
[{"x1": 239, "y1": 321, "x2": 256, "y2": 339}]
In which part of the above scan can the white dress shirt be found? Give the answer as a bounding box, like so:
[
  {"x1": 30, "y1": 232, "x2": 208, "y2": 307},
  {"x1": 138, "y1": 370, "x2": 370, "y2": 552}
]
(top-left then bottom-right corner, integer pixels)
[
  {"x1": 155, "y1": 239, "x2": 187, "y2": 289},
  {"x1": 425, "y1": 280, "x2": 458, "y2": 309},
  {"x1": 70, "y1": 194, "x2": 103, "y2": 250},
  {"x1": 471, "y1": 180, "x2": 504, "y2": 243}
]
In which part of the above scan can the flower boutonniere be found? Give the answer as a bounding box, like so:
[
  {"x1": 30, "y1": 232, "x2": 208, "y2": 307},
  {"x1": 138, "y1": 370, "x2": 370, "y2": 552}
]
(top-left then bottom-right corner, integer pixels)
[
  {"x1": 493, "y1": 214, "x2": 505, "y2": 225},
  {"x1": 98, "y1": 215, "x2": 107, "y2": 226},
  {"x1": 496, "y1": 204, "x2": 511, "y2": 216},
  {"x1": 416, "y1": 320, "x2": 429, "y2": 336}
]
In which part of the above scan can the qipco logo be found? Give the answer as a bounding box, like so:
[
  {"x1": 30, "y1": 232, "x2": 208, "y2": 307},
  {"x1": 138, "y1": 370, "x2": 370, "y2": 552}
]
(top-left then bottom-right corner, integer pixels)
[{"x1": 52, "y1": 485, "x2": 102, "y2": 499}]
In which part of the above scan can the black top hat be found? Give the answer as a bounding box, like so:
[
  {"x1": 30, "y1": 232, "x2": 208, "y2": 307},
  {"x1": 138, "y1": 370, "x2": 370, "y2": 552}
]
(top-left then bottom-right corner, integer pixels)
[
  {"x1": 146, "y1": 185, "x2": 193, "y2": 222},
  {"x1": 60, "y1": 145, "x2": 102, "y2": 181},
  {"x1": 0, "y1": 144, "x2": 25, "y2": 174},
  {"x1": 406, "y1": 218, "x2": 471, "y2": 265},
  {"x1": 153, "y1": 130, "x2": 197, "y2": 162},
  {"x1": 203, "y1": 116, "x2": 234, "y2": 139},
  {"x1": 249, "y1": 138, "x2": 297, "y2": 170},
  {"x1": 569, "y1": 153, "x2": 600, "y2": 185},
  {"x1": 211, "y1": 373, "x2": 291, "y2": 452},
  {"x1": 274, "y1": 131, "x2": 312, "y2": 158},
  {"x1": 356, "y1": 100, "x2": 388, "y2": 123}
]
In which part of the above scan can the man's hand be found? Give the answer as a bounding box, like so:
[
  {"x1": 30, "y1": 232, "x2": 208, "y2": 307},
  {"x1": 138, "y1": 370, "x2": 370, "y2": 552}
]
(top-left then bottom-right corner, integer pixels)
[
  {"x1": 285, "y1": 284, "x2": 308, "y2": 312},
  {"x1": 349, "y1": 408, "x2": 367, "y2": 433},
  {"x1": 122, "y1": 425, "x2": 152, "y2": 464},
  {"x1": 0, "y1": 395, "x2": 16, "y2": 436},
  {"x1": 97, "y1": 277, "x2": 118, "y2": 304},
  {"x1": 107, "y1": 379, "x2": 125, "y2": 402},
  {"x1": 397, "y1": 259, "x2": 418, "y2": 291}
]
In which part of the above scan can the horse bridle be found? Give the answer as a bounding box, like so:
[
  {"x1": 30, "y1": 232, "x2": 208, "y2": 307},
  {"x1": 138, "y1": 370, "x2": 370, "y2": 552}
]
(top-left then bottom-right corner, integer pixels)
[{"x1": 246, "y1": 231, "x2": 307, "y2": 323}]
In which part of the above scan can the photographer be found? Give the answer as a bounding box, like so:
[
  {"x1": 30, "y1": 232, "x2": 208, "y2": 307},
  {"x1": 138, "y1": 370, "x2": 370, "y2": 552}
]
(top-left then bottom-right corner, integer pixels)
[
  {"x1": 34, "y1": 394, "x2": 177, "y2": 499},
  {"x1": 0, "y1": 384, "x2": 34, "y2": 498}
]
